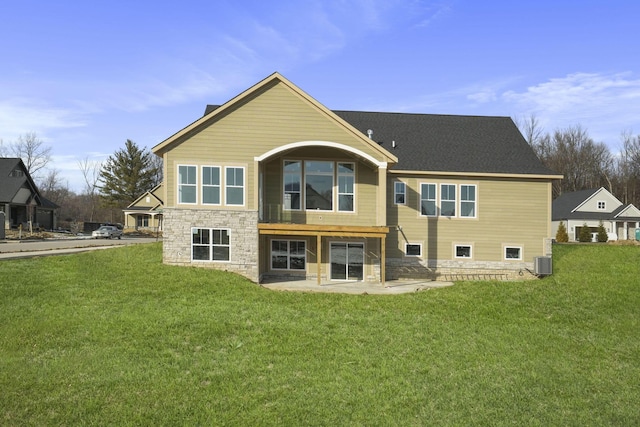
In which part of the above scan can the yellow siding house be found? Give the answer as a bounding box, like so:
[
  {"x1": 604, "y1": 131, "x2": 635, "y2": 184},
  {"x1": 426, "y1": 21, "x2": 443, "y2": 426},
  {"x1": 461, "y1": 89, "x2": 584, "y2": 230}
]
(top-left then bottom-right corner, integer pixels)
[{"x1": 153, "y1": 73, "x2": 561, "y2": 284}]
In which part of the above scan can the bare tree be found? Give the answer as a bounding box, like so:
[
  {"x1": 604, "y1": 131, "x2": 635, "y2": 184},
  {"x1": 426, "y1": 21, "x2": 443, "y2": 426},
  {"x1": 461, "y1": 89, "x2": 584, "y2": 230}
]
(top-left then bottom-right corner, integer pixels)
[
  {"x1": 615, "y1": 131, "x2": 640, "y2": 205},
  {"x1": 9, "y1": 132, "x2": 52, "y2": 178},
  {"x1": 39, "y1": 168, "x2": 71, "y2": 207},
  {"x1": 533, "y1": 125, "x2": 612, "y2": 198},
  {"x1": 516, "y1": 114, "x2": 545, "y2": 148},
  {"x1": 78, "y1": 156, "x2": 102, "y2": 222}
]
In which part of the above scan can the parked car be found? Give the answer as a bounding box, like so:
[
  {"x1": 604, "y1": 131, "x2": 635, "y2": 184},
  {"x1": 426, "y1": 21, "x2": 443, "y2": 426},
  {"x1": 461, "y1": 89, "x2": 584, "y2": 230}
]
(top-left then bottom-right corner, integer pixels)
[{"x1": 92, "y1": 225, "x2": 123, "y2": 239}]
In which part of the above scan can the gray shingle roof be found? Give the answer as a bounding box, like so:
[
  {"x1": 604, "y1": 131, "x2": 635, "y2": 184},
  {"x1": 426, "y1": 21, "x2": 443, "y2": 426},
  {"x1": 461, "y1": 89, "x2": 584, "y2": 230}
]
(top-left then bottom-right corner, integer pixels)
[
  {"x1": 0, "y1": 158, "x2": 26, "y2": 203},
  {"x1": 333, "y1": 111, "x2": 557, "y2": 175},
  {"x1": 204, "y1": 105, "x2": 558, "y2": 176},
  {"x1": 0, "y1": 157, "x2": 58, "y2": 208},
  {"x1": 551, "y1": 189, "x2": 598, "y2": 221},
  {"x1": 552, "y1": 189, "x2": 640, "y2": 221}
]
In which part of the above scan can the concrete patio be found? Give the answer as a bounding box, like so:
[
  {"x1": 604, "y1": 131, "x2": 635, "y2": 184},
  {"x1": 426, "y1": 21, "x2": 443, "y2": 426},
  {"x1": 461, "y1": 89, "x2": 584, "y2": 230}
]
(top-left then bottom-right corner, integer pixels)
[{"x1": 259, "y1": 278, "x2": 454, "y2": 294}]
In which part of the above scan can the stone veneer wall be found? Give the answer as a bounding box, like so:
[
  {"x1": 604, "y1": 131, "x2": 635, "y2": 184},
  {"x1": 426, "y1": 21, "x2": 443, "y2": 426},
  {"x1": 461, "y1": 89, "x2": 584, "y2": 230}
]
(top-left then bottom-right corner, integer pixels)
[
  {"x1": 162, "y1": 208, "x2": 260, "y2": 282},
  {"x1": 385, "y1": 257, "x2": 537, "y2": 281}
]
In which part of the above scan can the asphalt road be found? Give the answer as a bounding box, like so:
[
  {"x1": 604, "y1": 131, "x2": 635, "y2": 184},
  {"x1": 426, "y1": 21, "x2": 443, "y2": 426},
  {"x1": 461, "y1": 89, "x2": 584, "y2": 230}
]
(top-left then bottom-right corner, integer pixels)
[{"x1": 0, "y1": 236, "x2": 160, "y2": 260}]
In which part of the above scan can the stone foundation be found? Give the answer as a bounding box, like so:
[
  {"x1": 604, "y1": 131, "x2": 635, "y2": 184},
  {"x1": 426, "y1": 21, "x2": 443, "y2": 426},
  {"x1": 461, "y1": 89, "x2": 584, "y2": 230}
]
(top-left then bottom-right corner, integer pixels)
[
  {"x1": 162, "y1": 208, "x2": 260, "y2": 282},
  {"x1": 385, "y1": 257, "x2": 537, "y2": 281}
]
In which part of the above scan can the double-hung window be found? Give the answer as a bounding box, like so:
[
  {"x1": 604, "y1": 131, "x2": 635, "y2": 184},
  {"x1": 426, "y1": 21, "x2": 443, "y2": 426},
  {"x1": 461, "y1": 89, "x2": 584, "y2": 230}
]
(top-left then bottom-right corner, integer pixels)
[
  {"x1": 420, "y1": 183, "x2": 436, "y2": 216},
  {"x1": 225, "y1": 167, "x2": 244, "y2": 206},
  {"x1": 271, "y1": 240, "x2": 306, "y2": 270},
  {"x1": 440, "y1": 184, "x2": 456, "y2": 217},
  {"x1": 192, "y1": 228, "x2": 230, "y2": 262},
  {"x1": 283, "y1": 161, "x2": 302, "y2": 210},
  {"x1": 460, "y1": 184, "x2": 476, "y2": 218},
  {"x1": 178, "y1": 165, "x2": 197, "y2": 204},
  {"x1": 337, "y1": 162, "x2": 355, "y2": 212},
  {"x1": 202, "y1": 166, "x2": 221, "y2": 205},
  {"x1": 394, "y1": 181, "x2": 406, "y2": 205},
  {"x1": 305, "y1": 161, "x2": 333, "y2": 210}
]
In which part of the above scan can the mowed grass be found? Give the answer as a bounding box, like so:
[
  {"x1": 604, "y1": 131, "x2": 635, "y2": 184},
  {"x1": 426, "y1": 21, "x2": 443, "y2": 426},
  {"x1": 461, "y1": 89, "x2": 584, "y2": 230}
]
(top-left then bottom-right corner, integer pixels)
[{"x1": 1, "y1": 243, "x2": 639, "y2": 426}]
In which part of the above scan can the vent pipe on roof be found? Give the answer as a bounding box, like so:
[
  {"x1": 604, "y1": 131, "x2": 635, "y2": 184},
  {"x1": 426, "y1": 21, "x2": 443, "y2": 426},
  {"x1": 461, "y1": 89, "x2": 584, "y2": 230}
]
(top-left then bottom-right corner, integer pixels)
[
  {"x1": 392, "y1": 140, "x2": 396, "y2": 149},
  {"x1": 367, "y1": 129, "x2": 373, "y2": 139}
]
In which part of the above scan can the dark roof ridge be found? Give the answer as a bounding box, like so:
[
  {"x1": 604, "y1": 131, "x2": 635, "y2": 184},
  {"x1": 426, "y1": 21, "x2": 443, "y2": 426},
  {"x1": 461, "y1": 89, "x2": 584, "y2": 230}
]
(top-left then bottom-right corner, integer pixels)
[{"x1": 332, "y1": 109, "x2": 512, "y2": 120}]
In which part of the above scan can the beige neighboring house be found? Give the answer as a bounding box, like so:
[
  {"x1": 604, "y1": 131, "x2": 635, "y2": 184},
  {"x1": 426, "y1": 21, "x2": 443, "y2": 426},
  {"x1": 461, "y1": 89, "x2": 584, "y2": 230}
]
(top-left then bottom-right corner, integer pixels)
[
  {"x1": 152, "y1": 72, "x2": 562, "y2": 284},
  {"x1": 123, "y1": 184, "x2": 163, "y2": 231},
  {"x1": 552, "y1": 187, "x2": 640, "y2": 242}
]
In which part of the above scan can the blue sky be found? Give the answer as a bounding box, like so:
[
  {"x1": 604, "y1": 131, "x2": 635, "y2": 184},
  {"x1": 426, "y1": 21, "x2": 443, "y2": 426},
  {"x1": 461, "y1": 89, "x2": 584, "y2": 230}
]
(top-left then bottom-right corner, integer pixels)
[{"x1": 1, "y1": 0, "x2": 639, "y2": 191}]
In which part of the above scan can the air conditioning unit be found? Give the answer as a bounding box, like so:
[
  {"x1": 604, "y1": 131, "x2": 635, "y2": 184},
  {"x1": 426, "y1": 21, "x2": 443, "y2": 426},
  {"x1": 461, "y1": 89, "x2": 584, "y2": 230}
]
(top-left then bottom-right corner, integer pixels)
[{"x1": 534, "y1": 256, "x2": 552, "y2": 276}]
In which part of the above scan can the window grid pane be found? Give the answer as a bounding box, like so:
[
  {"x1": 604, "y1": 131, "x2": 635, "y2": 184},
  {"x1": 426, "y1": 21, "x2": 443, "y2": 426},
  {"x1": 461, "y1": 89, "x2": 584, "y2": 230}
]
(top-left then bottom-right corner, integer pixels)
[
  {"x1": 441, "y1": 184, "x2": 456, "y2": 217},
  {"x1": 395, "y1": 182, "x2": 406, "y2": 205},
  {"x1": 460, "y1": 185, "x2": 476, "y2": 217},
  {"x1": 284, "y1": 161, "x2": 301, "y2": 210},
  {"x1": 192, "y1": 228, "x2": 229, "y2": 262},
  {"x1": 421, "y1": 183, "x2": 436, "y2": 216},
  {"x1": 202, "y1": 166, "x2": 221, "y2": 205},
  {"x1": 305, "y1": 161, "x2": 333, "y2": 211},
  {"x1": 225, "y1": 167, "x2": 244, "y2": 205},
  {"x1": 337, "y1": 164, "x2": 355, "y2": 212},
  {"x1": 179, "y1": 165, "x2": 197, "y2": 204},
  {"x1": 271, "y1": 240, "x2": 306, "y2": 270}
]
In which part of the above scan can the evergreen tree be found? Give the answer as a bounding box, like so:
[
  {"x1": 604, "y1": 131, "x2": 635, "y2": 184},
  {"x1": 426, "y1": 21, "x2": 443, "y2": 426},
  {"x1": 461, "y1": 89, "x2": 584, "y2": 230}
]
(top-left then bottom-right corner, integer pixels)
[
  {"x1": 597, "y1": 220, "x2": 609, "y2": 242},
  {"x1": 578, "y1": 223, "x2": 593, "y2": 242},
  {"x1": 99, "y1": 140, "x2": 159, "y2": 208},
  {"x1": 555, "y1": 221, "x2": 569, "y2": 243}
]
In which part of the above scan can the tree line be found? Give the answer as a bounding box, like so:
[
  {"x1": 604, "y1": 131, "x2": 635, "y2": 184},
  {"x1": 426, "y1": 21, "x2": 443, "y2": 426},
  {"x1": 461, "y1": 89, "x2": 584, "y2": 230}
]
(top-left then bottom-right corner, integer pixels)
[
  {"x1": 1, "y1": 134, "x2": 161, "y2": 228},
  {"x1": 517, "y1": 115, "x2": 640, "y2": 206}
]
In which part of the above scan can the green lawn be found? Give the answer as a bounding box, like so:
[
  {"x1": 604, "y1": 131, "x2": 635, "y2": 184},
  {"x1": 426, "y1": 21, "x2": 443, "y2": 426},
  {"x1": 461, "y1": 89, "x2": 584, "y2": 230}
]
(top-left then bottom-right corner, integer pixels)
[{"x1": 1, "y1": 243, "x2": 639, "y2": 426}]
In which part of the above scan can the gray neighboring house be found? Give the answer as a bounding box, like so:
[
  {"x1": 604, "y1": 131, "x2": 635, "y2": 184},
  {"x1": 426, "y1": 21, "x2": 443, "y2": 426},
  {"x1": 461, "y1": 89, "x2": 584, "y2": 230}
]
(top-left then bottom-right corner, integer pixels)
[
  {"x1": 552, "y1": 187, "x2": 640, "y2": 242},
  {"x1": 0, "y1": 157, "x2": 58, "y2": 231}
]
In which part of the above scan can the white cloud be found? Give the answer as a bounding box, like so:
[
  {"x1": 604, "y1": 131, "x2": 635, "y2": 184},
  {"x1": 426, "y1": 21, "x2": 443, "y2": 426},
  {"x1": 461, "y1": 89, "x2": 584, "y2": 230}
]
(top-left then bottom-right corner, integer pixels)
[
  {"x1": 502, "y1": 72, "x2": 640, "y2": 144},
  {"x1": 0, "y1": 99, "x2": 87, "y2": 142}
]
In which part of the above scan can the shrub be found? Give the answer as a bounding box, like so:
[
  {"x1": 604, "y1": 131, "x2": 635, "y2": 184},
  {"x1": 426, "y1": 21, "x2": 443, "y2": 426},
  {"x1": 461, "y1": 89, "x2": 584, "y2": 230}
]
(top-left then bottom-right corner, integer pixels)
[
  {"x1": 556, "y1": 221, "x2": 569, "y2": 243},
  {"x1": 597, "y1": 220, "x2": 608, "y2": 242},
  {"x1": 578, "y1": 223, "x2": 593, "y2": 242}
]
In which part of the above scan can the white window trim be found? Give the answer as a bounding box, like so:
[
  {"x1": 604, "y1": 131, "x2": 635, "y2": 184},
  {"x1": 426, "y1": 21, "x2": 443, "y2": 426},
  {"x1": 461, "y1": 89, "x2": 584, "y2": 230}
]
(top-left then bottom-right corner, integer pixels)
[
  {"x1": 404, "y1": 243, "x2": 422, "y2": 257},
  {"x1": 337, "y1": 162, "x2": 356, "y2": 213},
  {"x1": 177, "y1": 164, "x2": 198, "y2": 205},
  {"x1": 304, "y1": 160, "x2": 334, "y2": 211},
  {"x1": 440, "y1": 183, "x2": 457, "y2": 218},
  {"x1": 201, "y1": 165, "x2": 221, "y2": 206},
  {"x1": 270, "y1": 239, "x2": 307, "y2": 271},
  {"x1": 394, "y1": 181, "x2": 406, "y2": 205},
  {"x1": 454, "y1": 244, "x2": 473, "y2": 259},
  {"x1": 224, "y1": 166, "x2": 245, "y2": 207},
  {"x1": 419, "y1": 182, "x2": 437, "y2": 217},
  {"x1": 191, "y1": 227, "x2": 231, "y2": 263},
  {"x1": 460, "y1": 184, "x2": 477, "y2": 219},
  {"x1": 283, "y1": 159, "x2": 358, "y2": 213},
  {"x1": 283, "y1": 160, "x2": 302, "y2": 211},
  {"x1": 597, "y1": 200, "x2": 606, "y2": 210},
  {"x1": 504, "y1": 245, "x2": 523, "y2": 261}
]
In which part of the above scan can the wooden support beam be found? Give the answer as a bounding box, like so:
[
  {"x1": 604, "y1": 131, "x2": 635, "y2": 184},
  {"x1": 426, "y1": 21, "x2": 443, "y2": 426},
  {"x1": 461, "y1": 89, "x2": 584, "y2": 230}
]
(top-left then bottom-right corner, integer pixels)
[{"x1": 317, "y1": 234, "x2": 322, "y2": 285}]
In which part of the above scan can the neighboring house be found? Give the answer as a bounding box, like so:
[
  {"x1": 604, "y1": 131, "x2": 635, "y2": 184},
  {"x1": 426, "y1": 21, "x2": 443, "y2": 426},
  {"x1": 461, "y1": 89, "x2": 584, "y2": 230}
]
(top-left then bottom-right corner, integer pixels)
[
  {"x1": 123, "y1": 184, "x2": 164, "y2": 231},
  {"x1": 152, "y1": 72, "x2": 561, "y2": 284},
  {"x1": 0, "y1": 157, "x2": 58, "y2": 230},
  {"x1": 552, "y1": 187, "x2": 640, "y2": 242}
]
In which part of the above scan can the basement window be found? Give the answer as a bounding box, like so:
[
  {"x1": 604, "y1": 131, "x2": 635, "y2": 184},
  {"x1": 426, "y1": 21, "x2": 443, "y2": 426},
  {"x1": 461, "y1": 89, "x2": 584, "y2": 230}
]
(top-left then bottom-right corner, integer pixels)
[{"x1": 455, "y1": 245, "x2": 472, "y2": 258}]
